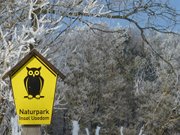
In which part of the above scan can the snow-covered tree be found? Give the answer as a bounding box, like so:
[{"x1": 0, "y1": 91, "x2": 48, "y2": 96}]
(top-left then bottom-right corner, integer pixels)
[
  {"x1": 0, "y1": 0, "x2": 179, "y2": 134},
  {"x1": 51, "y1": 27, "x2": 179, "y2": 134}
]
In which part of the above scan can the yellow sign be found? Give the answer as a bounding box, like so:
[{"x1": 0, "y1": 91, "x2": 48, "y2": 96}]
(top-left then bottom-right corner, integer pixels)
[{"x1": 3, "y1": 49, "x2": 65, "y2": 125}]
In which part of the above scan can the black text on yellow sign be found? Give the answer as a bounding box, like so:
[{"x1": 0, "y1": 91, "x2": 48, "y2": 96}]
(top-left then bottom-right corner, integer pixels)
[{"x1": 4, "y1": 49, "x2": 65, "y2": 125}]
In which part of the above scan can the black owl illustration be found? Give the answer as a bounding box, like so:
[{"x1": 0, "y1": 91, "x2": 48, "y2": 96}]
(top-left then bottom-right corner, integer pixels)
[{"x1": 24, "y1": 67, "x2": 44, "y2": 99}]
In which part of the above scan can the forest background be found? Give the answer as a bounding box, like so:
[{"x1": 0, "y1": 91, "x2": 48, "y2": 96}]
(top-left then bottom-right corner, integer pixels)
[{"x1": 0, "y1": 0, "x2": 180, "y2": 134}]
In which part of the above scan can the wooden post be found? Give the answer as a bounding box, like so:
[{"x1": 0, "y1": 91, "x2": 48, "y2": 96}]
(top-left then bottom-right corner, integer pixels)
[{"x1": 21, "y1": 126, "x2": 41, "y2": 135}]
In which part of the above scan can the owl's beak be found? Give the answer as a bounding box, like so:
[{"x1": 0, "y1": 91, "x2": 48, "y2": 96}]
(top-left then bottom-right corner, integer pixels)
[{"x1": 33, "y1": 74, "x2": 35, "y2": 77}]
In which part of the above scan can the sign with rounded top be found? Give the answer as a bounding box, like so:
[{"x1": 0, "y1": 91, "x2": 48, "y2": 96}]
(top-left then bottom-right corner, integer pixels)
[{"x1": 3, "y1": 49, "x2": 65, "y2": 125}]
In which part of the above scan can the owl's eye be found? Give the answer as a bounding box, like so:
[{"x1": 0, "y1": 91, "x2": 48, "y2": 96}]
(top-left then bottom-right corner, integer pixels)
[
  {"x1": 28, "y1": 71, "x2": 33, "y2": 75},
  {"x1": 35, "y1": 71, "x2": 39, "y2": 75}
]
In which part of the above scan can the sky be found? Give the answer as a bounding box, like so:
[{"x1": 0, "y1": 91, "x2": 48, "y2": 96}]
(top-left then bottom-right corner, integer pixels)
[
  {"x1": 170, "y1": 0, "x2": 180, "y2": 31},
  {"x1": 89, "y1": 0, "x2": 180, "y2": 32},
  {"x1": 60, "y1": 0, "x2": 180, "y2": 33},
  {"x1": 171, "y1": 0, "x2": 180, "y2": 10}
]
